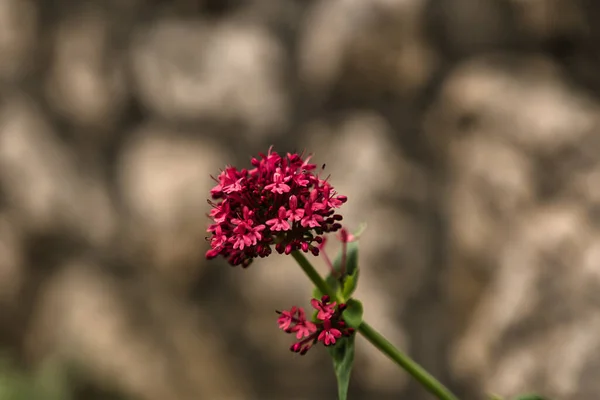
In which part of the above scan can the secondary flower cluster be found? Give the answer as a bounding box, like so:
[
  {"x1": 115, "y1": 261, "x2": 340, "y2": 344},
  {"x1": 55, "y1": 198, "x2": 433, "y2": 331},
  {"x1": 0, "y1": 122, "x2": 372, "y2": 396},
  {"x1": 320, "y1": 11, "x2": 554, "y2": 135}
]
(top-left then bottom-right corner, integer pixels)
[
  {"x1": 277, "y1": 295, "x2": 354, "y2": 355},
  {"x1": 206, "y1": 147, "x2": 347, "y2": 267}
]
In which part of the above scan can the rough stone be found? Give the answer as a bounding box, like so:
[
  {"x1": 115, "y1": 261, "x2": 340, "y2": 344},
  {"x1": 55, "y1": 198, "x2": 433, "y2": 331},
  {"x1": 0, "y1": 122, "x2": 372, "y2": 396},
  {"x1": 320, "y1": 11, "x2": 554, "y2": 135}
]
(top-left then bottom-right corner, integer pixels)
[
  {"x1": 0, "y1": 94, "x2": 117, "y2": 246},
  {"x1": 45, "y1": 6, "x2": 127, "y2": 131},
  {"x1": 0, "y1": 0, "x2": 37, "y2": 82},
  {"x1": 117, "y1": 124, "x2": 228, "y2": 287},
  {"x1": 130, "y1": 19, "x2": 288, "y2": 136}
]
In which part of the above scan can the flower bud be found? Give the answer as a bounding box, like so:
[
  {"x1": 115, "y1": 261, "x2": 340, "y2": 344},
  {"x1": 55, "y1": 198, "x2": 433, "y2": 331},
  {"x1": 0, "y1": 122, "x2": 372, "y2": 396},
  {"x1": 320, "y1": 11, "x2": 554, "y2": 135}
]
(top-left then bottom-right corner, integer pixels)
[{"x1": 290, "y1": 343, "x2": 302, "y2": 353}]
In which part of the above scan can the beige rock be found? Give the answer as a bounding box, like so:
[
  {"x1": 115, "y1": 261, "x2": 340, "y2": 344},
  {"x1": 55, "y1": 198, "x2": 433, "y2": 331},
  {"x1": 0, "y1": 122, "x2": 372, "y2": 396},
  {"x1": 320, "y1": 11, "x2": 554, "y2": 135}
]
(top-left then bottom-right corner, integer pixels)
[
  {"x1": 563, "y1": 132, "x2": 600, "y2": 209},
  {"x1": 0, "y1": 214, "x2": 24, "y2": 306},
  {"x1": 45, "y1": 5, "x2": 127, "y2": 130},
  {"x1": 27, "y1": 259, "x2": 249, "y2": 400},
  {"x1": 0, "y1": 95, "x2": 116, "y2": 245},
  {"x1": 298, "y1": 0, "x2": 369, "y2": 95},
  {"x1": 442, "y1": 137, "x2": 535, "y2": 333},
  {"x1": 446, "y1": 136, "x2": 535, "y2": 261},
  {"x1": 299, "y1": 0, "x2": 435, "y2": 100},
  {"x1": 130, "y1": 19, "x2": 288, "y2": 137},
  {"x1": 117, "y1": 124, "x2": 228, "y2": 287},
  {"x1": 0, "y1": 0, "x2": 37, "y2": 81},
  {"x1": 427, "y1": 54, "x2": 600, "y2": 399},
  {"x1": 433, "y1": 0, "x2": 512, "y2": 55},
  {"x1": 428, "y1": 55, "x2": 599, "y2": 156},
  {"x1": 452, "y1": 204, "x2": 600, "y2": 399},
  {"x1": 509, "y1": 0, "x2": 586, "y2": 41}
]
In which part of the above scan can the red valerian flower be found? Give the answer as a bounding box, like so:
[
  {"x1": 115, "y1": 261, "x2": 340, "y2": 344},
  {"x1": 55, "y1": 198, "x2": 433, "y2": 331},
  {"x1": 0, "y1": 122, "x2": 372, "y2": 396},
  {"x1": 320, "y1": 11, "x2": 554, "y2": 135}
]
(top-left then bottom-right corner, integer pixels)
[
  {"x1": 318, "y1": 320, "x2": 342, "y2": 346},
  {"x1": 206, "y1": 147, "x2": 347, "y2": 267},
  {"x1": 277, "y1": 306, "x2": 299, "y2": 331},
  {"x1": 276, "y1": 295, "x2": 355, "y2": 355},
  {"x1": 266, "y1": 206, "x2": 291, "y2": 232},
  {"x1": 310, "y1": 297, "x2": 336, "y2": 321}
]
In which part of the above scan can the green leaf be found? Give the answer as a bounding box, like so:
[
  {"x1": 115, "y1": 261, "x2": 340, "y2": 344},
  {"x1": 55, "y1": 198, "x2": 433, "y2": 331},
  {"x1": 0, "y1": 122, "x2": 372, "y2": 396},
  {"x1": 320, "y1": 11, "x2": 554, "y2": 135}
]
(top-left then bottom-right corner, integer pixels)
[
  {"x1": 346, "y1": 241, "x2": 359, "y2": 277},
  {"x1": 326, "y1": 273, "x2": 341, "y2": 294},
  {"x1": 513, "y1": 395, "x2": 547, "y2": 400},
  {"x1": 332, "y1": 239, "x2": 359, "y2": 276},
  {"x1": 341, "y1": 268, "x2": 359, "y2": 300},
  {"x1": 342, "y1": 299, "x2": 364, "y2": 328},
  {"x1": 327, "y1": 335, "x2": 356, "y2": 400},
  {"x1": 332, "y1": 228, "x2": 361, "y2": 300}
]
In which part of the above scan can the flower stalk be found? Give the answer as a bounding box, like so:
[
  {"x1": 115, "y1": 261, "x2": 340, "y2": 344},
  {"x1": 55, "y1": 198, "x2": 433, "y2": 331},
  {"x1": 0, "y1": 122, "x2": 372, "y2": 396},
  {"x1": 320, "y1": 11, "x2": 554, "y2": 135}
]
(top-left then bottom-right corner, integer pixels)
[
  {"x1": 291, "y1": 251, "x2": 338, "y2": 302},
  {"x1": 358, "y1": 322, "x2": 459, "y2": 400}
]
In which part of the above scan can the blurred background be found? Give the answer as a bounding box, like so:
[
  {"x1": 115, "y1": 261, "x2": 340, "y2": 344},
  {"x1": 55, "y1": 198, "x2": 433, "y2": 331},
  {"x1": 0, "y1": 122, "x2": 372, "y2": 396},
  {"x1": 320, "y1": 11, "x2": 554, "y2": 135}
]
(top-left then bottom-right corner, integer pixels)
[{"x1": 1, "y1": 0, "x2": 600, "y2": 399}]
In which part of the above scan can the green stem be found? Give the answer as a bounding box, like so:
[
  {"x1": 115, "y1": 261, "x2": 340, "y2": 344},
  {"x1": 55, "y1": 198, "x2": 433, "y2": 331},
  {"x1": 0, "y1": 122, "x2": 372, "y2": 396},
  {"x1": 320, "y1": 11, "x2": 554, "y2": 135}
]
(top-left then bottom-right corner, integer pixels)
[
  {"x1": 290, "y1": 250, "x2": 459, "y2": 400},
  {"x1": 358, "y1": 322, "x2": 459, "y2": 400},
  {"x1": 291, "y1": 250, "x2": 338, "y2": 301}
]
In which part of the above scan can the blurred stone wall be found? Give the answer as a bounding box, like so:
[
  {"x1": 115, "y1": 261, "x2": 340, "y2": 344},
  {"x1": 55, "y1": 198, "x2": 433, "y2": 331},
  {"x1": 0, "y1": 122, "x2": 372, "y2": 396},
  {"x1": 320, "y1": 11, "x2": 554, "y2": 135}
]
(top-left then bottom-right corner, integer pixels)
[{"x1": 0, "y1": 0, "x2": 600, "y2": 399}]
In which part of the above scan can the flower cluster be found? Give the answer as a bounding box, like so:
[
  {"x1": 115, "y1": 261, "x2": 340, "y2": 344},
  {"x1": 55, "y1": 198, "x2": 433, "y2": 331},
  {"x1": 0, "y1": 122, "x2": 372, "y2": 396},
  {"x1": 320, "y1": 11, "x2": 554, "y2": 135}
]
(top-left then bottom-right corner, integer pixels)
[
  {"x1": 206, "y1": 147, "x2": 347, "y2": 267},
  {"x1": 277, "y1": 295, "x2": 355, "y2": 355}
]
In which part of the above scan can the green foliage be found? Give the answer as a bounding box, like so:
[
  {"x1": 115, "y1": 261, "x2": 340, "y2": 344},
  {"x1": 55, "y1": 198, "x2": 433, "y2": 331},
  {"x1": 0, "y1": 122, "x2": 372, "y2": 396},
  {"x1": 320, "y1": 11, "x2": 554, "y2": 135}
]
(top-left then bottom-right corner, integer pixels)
[
  {"x1": 341, "y1": 268, "x2": 358, "y2": 300},
  {"x1": 315, "y1": 224, "x2": 366, "y2": 303},
  {"x1": 0, "y1": 357, "x2": 71, "y2": 400},
  {"x1": 332, "y1": 240, "x2": 358, "y2": 277},
  {"x1": 337, "y1": 241, "x2": 359, "y2": 300},
  {"x1": 327, "y1": 335, "x2": 356, "y2": 400},
  {"x1": 341, "y1": 299, "x2": 363, "y2": 329}
]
